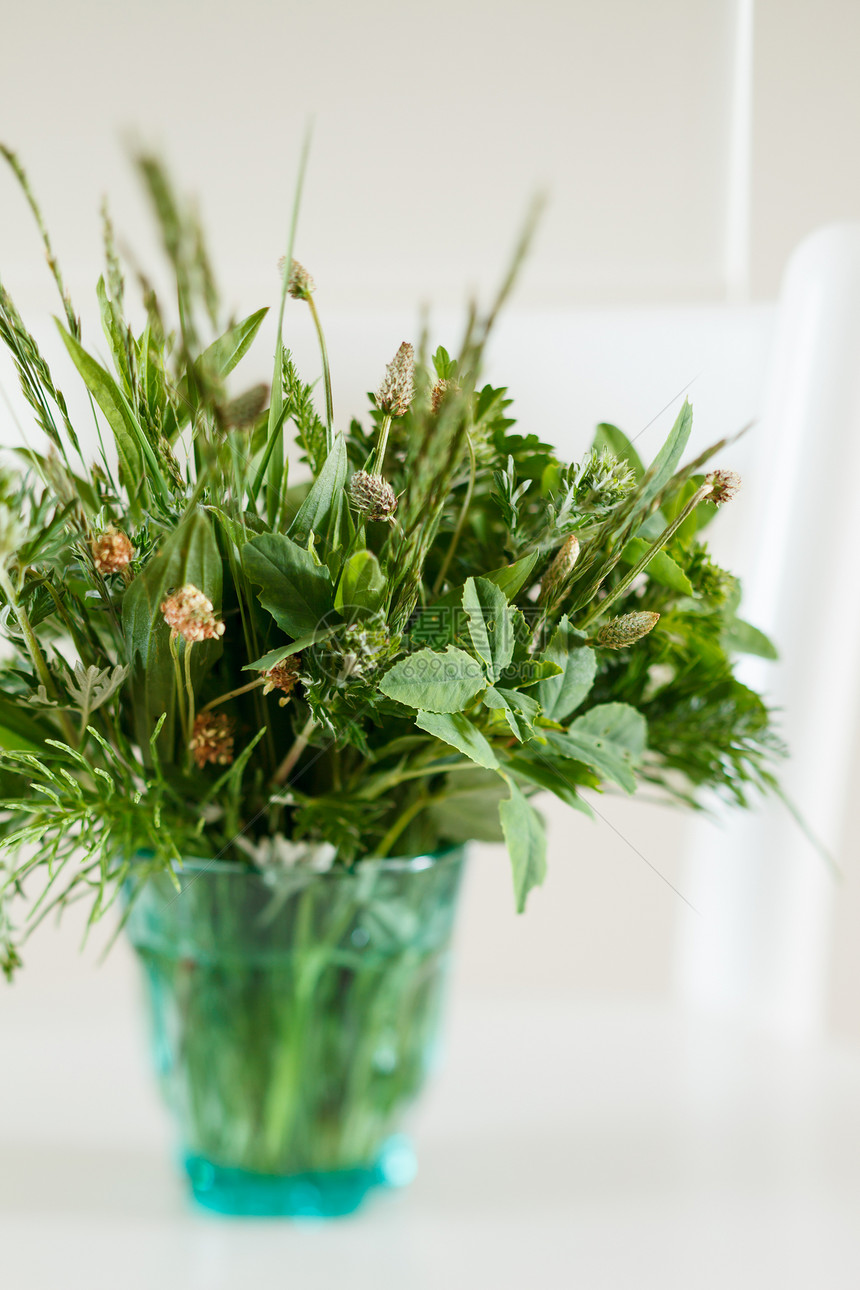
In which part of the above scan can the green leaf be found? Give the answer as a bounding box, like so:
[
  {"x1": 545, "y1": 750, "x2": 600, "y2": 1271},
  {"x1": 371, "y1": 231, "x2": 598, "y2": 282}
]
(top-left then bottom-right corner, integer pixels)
[
  {"x1": 641, "y1": 399, "x2": 693, "y2": 504},
  {"x1": 198, "y1": 308, "x2": 268, "y2": 380},
  {"x1": 504, "y1": 749, "x2": 596, "y2": 813},
  {"x1": 335, "y1": 550, "x2": 387, "y2": 617},
  {"x1": 56, "y1": 323, "x2": 145, "y2": 495},
  {"x1": 548, "y1": 702, "x2": 647, "y2": 793},
  {"x1": 537, "y1": 617, "x2": 597, "y2": 720},
  {"x1": 379, "y1": 646, "x2": 485, "y2": 713},
  {"x1": 288, "y1": 431, "x2": 347, "y2": 551},
  {"x1": 498, "y1": 657, "x2": 562, "y2": 689},
  {"x1": 724, "y1": 618, "x2": 779, "y2": 660},
  {"x1": 243, "y1": 626, "x2": 337, "y2": 672},
  {"x1": 428, "y1": 771, "x2": 506, "y2": 843},
  {"x1": 415, "y1": 710, "x2": 499, "y2": 769},
  {"x1": 122, "y1": 508, "x2": 223, "y2": 760},
  {"x1": 463, "y1": 576, "x2": 514, "y2": 681},
  {"x1": 242, "y1": 533, "x2": 332, "y2": 638},
  {"x1": 593, "y1": 423, "x2": 644, "y2": 479},
  {"x1": 483, "y1": 685, "x2": 539, "y2": 741},
  {"x1": 483, "y1": 550, "x2": 540, "y2": 599},
  {"x1": 499, "y1": 778, "x2": 547, "y2": 912},
  {"x1": 620, "y1": 538, "x2": 693, "y2": 594}
]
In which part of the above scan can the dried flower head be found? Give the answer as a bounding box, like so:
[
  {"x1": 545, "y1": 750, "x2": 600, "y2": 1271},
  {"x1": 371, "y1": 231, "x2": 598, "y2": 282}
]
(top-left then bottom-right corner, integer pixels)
[
  {"x1": 597, "y1": 611, "x2": 661, "y2": 649},
  {"x1": 91, "y1": 526, "x2": 133, "y2": 575},
  {"x1": 220, "y1": 383, "x2": 269, "y2": 430},
  {"x1": 263, "y1": 655, "x2": 302, "y2": 706},
  {"x1": 189, "y1": 711, "x2": 234, "y2": 768},
  {"x1": 161, "y1": 584, "x2": 225, "y2": 643},
  {"x1": 348, "y1": 470, "x2": 398, "y2": 522},
  {"x1": 431, "y1": 378, "x2": 457, "y2": 414},
  {"x1": 279, "y1": 258, "x2": 315, "y2": 300},
  {"x1": 539, "y1": 534, "x2": 580, "y2": 606},
  {"x1": 705, "y1": 469, "x2": 741, "y2": 506},
  {"x1": 377, "y1": 341, "x2": 415, "y2": 417}
]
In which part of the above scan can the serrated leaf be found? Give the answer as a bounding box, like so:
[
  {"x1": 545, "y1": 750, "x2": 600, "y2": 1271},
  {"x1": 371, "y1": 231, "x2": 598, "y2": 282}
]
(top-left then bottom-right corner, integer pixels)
[
  {"x1": 335, "y1": 549, "x2": 386, "y2": 617},
  {"x1": 415, "y1": 710, "x2": 499, "y2": 769},
  {"x1": 548, "y1": 702, "x2": 646, "y2": 793},
  {"x1": 243, "y1": 533, "x2": 332, "y2": 638},
  {"x1": 504, "y1": 749, "x2": 596, "y2": 813},
  {"x1": 499, "y1": 778, "x2": 547, "y2": 913},
  {"x1": 483, "y1": 685, "x2": 539, "y2": 741},
  {"x1": 537, "y1": 617, "x2": 597, "y2": 720},
  {"x1": 463, "y1": 576, "x2": 513, "y2": 681},
  {"x1": 379, "y1": 646, "x2": 485, "y2": 713},
  {"x1": 498, "y1": 658, "x2": 562, "y2": 689}
]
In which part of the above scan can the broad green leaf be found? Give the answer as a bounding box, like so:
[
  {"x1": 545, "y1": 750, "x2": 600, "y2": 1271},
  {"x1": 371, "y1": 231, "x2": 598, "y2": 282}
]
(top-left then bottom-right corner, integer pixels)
[
  {"x1": 483, "y1": 550, "x2": 540, "y2": 599},
  {"x1": 483, "y1": 685, "x2": 539, "y2": 741},
  {"x1": 428, "y1": 771, "x2": 506, "y2": 842},
  {"x1": 724, "y1": 618, "x2": 779, "y2": 660},
  {"x1": 620, "y1": 538, "x2": 693, "y2": 594},
  {"x1": 379, "y1": 646, "x2": 485, "y2": 713},
  {"x1": 498, "y1": 657, "x2": 562, "y2": 689},
  {"x1": 641, "y1": 399, "x2": 693, "y2": 504},
  {"x1": 504, "y1": 749, "x2": 596, "y2": 813},
  {"x1": 0, "y1": 695, "x2": 53, "y2": 753},
  {"x1": 335, "y1": 550, "x2": 386, "y2": 617},
  {"x1": 549, "y1": 701, "x2": 646, "y2": 793},
  {"x1": 289, "y1": 431, "x2": 347, "y2": 551},
  {"x1": 243, "y1": 533, "x2": 332, "y2": 638},
  {"x1": 415, "y1": 710, "x2": 499, "y2": 769},
  {"x1": 122, "y1": 508, "x2": 223, "y2": 760},
  {"x1": 593, "y1": 422, "x2": 644, "y2": 479},
  {"x1": 537, "y1": 616, "x2": 597, "y2": 720},
  {"x1": 499, "y1": 778, "x2": 547, "y2": 913},
  {"x1": 463, "y1": 576, "x2": 514, "y2": 681}
]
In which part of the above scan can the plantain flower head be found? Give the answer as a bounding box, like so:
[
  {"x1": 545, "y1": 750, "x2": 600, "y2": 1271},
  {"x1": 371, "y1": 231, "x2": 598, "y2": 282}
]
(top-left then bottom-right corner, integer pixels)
[
  {"x1": 377, "y1": 341, "x2": 415, "y2": 417},
  {"x1": 597, "y1": 611, "x2": 661, "y2": 649},
  {"x1": 263, "y1": 655, "x2": 302, "y2": 707},
  {"x1": 348, "y1": 470, "x2": 398, "y2": 522}
]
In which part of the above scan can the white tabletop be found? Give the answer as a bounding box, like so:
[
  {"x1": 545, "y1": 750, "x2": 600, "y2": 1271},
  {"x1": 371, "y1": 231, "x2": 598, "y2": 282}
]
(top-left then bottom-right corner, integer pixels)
[{"x1": 3, "y1": 983, "x2": 860, "y2": 1290}]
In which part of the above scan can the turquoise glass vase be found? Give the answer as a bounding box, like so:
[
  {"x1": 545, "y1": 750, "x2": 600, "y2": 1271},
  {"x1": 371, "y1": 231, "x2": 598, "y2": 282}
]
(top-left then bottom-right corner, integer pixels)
[{"x1": 124, "y1": 846, "x2": 465, "y2": 1217}]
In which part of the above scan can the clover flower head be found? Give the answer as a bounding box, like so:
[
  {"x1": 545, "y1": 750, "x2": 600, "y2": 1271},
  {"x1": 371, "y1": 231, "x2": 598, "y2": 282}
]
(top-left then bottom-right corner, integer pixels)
[{"x1": 161, "y1": 584, "x2": 225, "y2": 643}]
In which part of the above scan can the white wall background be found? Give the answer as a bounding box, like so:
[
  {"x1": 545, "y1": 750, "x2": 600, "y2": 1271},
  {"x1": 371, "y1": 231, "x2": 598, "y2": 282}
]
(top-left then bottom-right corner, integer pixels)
[{"x1": 2, "y1": 0, "x2": 860, "y2": 1038}]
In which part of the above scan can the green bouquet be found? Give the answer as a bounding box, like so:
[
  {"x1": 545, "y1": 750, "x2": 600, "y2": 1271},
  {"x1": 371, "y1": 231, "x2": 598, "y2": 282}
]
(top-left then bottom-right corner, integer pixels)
[{"x1": 0, "y1": 148, "x2": 780, "y2": 979}]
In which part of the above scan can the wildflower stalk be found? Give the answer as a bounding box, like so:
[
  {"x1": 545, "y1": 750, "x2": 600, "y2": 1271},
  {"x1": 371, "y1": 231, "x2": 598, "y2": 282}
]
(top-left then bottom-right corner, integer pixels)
[
  {"x1": 169, "y1": 632, "x2": 189, "y2": 745},
  {"x1": 373, "y1": 414, "x2": 393, "y2": 474},
  {"x1": 577, "y1": 481, "x2": 714, "y2": 631},
  {"x1": 432, "y1": 433, "x2": 476, "y2": 595},
  {"x1": 306, "y1": 294, "x2": 333, "y2": 451},
  {"x1": 273, "y1": 715, "x2": 316, "y2": 787},
  {"x1": 184, "y1": 643, "x2": 196, "y2": 738},
  {"x1": 201, "y1": 678, "x2": 266, "y2": 714}
]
